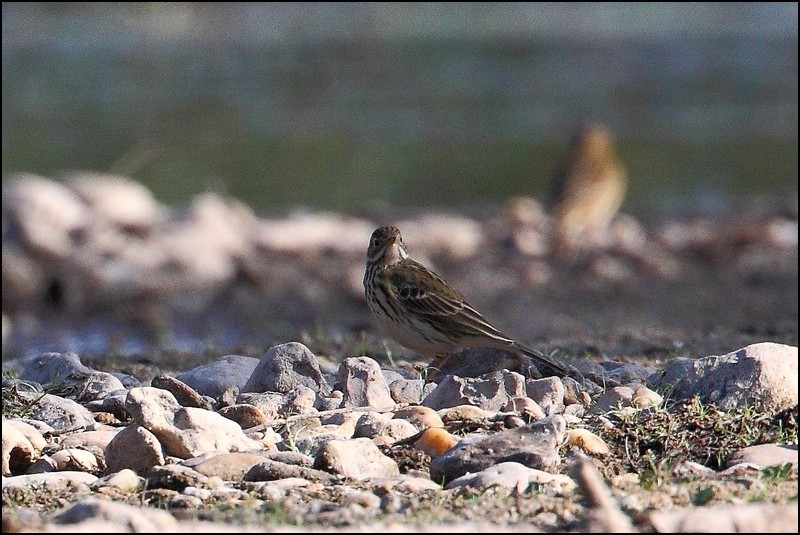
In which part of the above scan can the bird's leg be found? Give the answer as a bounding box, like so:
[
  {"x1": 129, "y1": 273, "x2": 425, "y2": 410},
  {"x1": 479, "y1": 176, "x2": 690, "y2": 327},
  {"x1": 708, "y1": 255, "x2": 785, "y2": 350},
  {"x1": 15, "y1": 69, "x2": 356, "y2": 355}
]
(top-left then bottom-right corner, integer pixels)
[
  {"x1": 511, "y1": 350, "x2": 543, "y2": 379},
  {"x1": 425, "y1": 352, "x2": 453, "y2": 382}
]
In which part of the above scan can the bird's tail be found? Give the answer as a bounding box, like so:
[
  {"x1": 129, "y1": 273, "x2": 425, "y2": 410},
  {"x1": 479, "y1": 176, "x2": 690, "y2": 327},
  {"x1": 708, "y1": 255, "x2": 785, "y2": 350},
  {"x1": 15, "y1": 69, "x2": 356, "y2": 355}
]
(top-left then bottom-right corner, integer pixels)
[{"x1": 512, "y1": 342, "x2": 580, "y2": 381}]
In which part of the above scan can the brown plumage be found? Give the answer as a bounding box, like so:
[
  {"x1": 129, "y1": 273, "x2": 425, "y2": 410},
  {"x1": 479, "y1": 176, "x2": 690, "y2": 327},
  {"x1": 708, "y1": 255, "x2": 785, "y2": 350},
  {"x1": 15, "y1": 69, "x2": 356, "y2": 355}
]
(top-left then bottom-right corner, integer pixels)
[
  {"x1": 363, "y1": 225, "x2": 570, "y2": 378},
  {"x1": 551, "y1": 124, "x2": 628, "y2": 253}
]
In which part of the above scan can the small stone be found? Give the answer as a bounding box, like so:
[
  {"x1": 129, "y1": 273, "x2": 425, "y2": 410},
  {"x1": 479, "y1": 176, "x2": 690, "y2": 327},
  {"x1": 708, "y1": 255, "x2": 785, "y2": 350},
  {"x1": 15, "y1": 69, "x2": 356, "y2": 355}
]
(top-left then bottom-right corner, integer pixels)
[
  {"x1": 440, "y1": 405, "x2": 492, "y2": 424},
  {"x1": 336, "y1": 357, "x2": 395, "y2": 411},
  {"x1": 392, "y1": 406, "x2": 444, "y2": 431},
  {"x1": 526, "y1": 377, "x2": 565, "y2": 415},
  {"x1": 632, "y1": 385, "x2": 663, "y2": 409},
  {"x1": 217, "y1": 404, "x2": 271, "y2": 430},
  {"x1": 649, "y1": 343, "x2": 798, "y2": 411},
  {"x1": 423, "y1": 370, "x2": 528, "y2": 411},
  {"x1": 430, "y1": 415, "x2": 566, "y2": 485},
  {"x1": 566, "y1": 429, "x2": 610, "y2": 455},
  {"x1": 587, "y1": 386, "x2": 635, "y2": 414},
  {"x1": 446, "y1": 461, "x2": 576, "y2": 493},
  {"x1": 151, "y1": 375, "x2": 211, "y2": 410},
  {"x1": 91, "y1": 469, "x2": 145, "y2": 492},
  {"x1": 413, "y1": 428, "x2": 459, "y2": 458},
  {"x1": 50, "y1": 449, "x2": 100, "y2": 472},
  {"x1": 104, "y1": 424, "x2": 165, "y2": 476},
  {"x1": 313, "y1": 438, "x2": 399, "y2": 479},
  {"x1": 176, "y1": 355, "x2": 260, "y2": 398},
  {"x1": 503, "y1": 397, "x2": 546, "y2": 420},
  {"x1": 243, "y1": 342, "x2": 329, "y2": 394},
  {"x1": 727, "y1": 444, "x2": 798, "y2": 471}
]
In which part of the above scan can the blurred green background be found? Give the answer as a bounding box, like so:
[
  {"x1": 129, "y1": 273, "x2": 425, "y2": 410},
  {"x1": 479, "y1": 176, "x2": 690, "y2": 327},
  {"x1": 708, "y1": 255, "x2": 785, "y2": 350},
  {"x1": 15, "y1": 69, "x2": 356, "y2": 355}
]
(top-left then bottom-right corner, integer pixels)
[{"x1": 3, "y1": 3, "x2": 798, "y2": 216}]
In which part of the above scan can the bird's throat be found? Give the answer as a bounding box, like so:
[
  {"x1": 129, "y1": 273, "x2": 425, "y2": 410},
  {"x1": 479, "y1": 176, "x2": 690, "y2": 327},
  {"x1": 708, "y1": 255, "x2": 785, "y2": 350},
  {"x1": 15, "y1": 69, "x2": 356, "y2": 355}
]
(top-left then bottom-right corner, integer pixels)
[{"x1": 384, "y1": 243, "x2": 407, "y2": 266}]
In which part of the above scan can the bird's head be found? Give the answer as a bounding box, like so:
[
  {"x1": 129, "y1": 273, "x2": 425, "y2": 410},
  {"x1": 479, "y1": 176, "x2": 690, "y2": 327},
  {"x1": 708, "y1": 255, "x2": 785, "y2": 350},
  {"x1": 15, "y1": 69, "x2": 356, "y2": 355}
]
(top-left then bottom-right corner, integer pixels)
[{"x1": 367, "y1": 225, "x2": 409, "y2": 266}]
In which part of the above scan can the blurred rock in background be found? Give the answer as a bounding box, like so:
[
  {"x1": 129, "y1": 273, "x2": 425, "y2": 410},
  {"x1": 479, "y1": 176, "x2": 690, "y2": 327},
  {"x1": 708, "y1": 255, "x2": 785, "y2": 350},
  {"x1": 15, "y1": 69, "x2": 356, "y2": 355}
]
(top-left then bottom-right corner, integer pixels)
[{"x1": 2, "y1": 172, "x2": 796, "y2": 362}]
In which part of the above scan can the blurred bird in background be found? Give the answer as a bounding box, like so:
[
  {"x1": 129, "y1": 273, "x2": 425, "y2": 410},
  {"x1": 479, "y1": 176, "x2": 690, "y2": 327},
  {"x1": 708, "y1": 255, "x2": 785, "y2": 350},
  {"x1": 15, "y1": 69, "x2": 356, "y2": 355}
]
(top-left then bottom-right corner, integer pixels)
[{"x1": 550, "y1": 124, "x2": 628, "y2": 257}]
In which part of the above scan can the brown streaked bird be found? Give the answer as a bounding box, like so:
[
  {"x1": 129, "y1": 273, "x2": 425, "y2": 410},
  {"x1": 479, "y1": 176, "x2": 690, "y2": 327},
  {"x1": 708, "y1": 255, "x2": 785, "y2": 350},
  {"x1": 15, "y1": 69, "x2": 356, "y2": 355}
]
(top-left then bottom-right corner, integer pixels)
[
  {"x1": 363, "y1": 225, "x2": 570, "y2": 379},
  {"x1": 551, "y1": 124, "x2": 628, "y2": 254}
]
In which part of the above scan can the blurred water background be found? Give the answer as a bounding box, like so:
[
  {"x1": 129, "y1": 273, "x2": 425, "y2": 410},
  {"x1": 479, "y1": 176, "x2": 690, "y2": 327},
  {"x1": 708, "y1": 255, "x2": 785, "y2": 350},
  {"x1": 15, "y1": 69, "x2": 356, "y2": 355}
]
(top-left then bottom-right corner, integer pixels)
[{"x1": 3, "y1": 2, "x2": 798, "y2": 216}]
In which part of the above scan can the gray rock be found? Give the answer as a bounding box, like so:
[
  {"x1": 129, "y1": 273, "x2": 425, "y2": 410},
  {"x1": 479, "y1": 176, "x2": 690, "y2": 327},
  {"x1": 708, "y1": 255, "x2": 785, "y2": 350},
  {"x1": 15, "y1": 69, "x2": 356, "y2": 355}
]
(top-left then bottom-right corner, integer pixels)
[
  {"x1": 727, "y1": 444, "x2": 798, "y2": 471},
  {"x1": 562, "y1": 376, "x2": 589, "y2": 404},
  {"x1": 353, "y1": 411, "x2": 394, "y2": 438},
  {"x1": 429, "y1": 415, "x2": 566, "y2": 485},
  {"x1": 184, "y1": 451, "x2": 276, "y2": 481},
  {"x1": 21, "y1": 352, "x2": 123, "y2": 401},
  {"x1": 571, "y1": 358, "x2": 609, "y2": 380},
  {"x1": 150, "y1": 374, "x2": 211, "y2": 409},
  {"x1": 243, "y1": 342, "x2": 329, "y2": 394},
  {"x1": 313, "y1": 438, "x2": 399, "y2": 479},
  {"x1": 3, "y1": 174, "x2": 91, "y2": 258},
  {"x1": 236, "y1": 392, "x2": 285, "y2": 418},
  {"x1": 2, "y1": 420, "x2": 39, "y2": 476},
  {"x1": 600, "y1": 362, "x2": 653, "y2": 385},
  {"x1": 125, "y1": 387, "x2": 261, "y2": 459},
  {"x1": 147, "y1": 464, "x2": 208, "y2": 491},
  {"x1": 20, "y1": 352, "x2": 89, "y2": 384},
  {"x1": 236, "y1": 386, "x2": 317, "y2": 418},
  {"x1": 422, "y1": 370, "x2": 527, "y2": 411},
  {"x1": 526, "y1": 376, "x2": 565, "y2": 415},
  {"x1": 255, "y1": 478, "x2": 311, "y2": 500},
  {"x1": 646, "y1": 503, "x2": 798, "y2": 533},
  {"x1": 84, "y1": 389, "x2": 130, "y2": 421},
  {"x1": 292, "y1": 431, "x2": 346, "y2": 458},
  {"x1": 336, "y1": 357, "x2": 395, "y2": 411},
  {"x1": 1, "y1": 470, "x2": 98, "y2": 490},
  {"x1": 587, "y1": 386, "x2": 636, "y2": 414},
  {"x1": 445, "y1": 461, "x2": 576, "y2": 492},
  {"x1": 105, "y1": 424, "x2": 165, "y2": 476},
  {"x1": 380, "y1": 369, "x2": 407, "y2": 384},
  {"x1": 388, "y1": 377, "x2": 430, "y2": 404},
  {"x1": 260, "y1": 450, "x2": 315, "y2": 467},
  {"x1": 370, "y1": 474, "x2": 443, "y2": 493},
  {"x1": 176, "y1": 354, "x2": 259, "y2": 398},
  {"x1": 110, "y1": 372, "x2": 142, "y2": 388},
  {"x1": 29, "y1": 394, "x2": 95, "y2": 432},
  {"x1": 244, "y1": 459, "x2": 338, "y2": 485},
  {"x1": 217, "y1": 404, "x2": 272, "y2": 430},
  {"x1": 283, "y1": 384, "x2": 317, "y2": 414},
  {"x1": 315, "y1": 390, "x2": 344, "y2": 411},
  {"x1": 91, "y1": 468, "x2": 145, "y2": 492},
  {"x1": 649, "y1": 342, "x2": 798, "y2": 411},
  {"x1": 566, "y1": 360, "x2": 621, "y2": 389},
  {"x1": 355, "y1": 418, "x2": 418, "y2": 443},
  {"x1": 428, "y1": 347, "x2": 541, "y2": 380},
  {"x1": 26, "y1": 456, "x2": 58, "y2": 474}
]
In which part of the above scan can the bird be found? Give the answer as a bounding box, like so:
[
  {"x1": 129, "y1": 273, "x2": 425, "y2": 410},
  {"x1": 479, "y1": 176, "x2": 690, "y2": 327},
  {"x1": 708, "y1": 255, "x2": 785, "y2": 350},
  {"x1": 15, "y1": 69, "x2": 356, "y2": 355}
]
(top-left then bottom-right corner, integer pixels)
[
  {"x1": 363, "y1": 225, "x2": 572, "y2": 380},
  {"x1": 550, "y1": 124, "x2": 628, "y2": 255}
]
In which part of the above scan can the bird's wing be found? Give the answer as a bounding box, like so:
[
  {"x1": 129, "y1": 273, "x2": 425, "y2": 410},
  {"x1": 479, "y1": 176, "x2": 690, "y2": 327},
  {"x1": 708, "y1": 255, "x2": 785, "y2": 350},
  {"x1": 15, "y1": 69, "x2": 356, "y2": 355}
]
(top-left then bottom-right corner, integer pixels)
[
  {"x1": 386, "y1": 260, "x2": 514, "y2": 343},
  {"x1": 383, "y1": 260, "x2": 576, "y2": 381}
]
